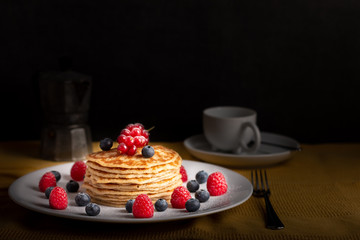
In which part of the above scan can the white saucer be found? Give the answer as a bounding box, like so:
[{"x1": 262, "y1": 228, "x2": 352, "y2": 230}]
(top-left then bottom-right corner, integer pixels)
[{"x1": 184, "y1": 132, "x2": 300, "y2": 168}]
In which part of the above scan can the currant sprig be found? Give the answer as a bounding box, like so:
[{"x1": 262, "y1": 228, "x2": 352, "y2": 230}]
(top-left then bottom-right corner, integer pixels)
[{"x1": 116, "y1": 123, "x2": 153, "y2": 155}]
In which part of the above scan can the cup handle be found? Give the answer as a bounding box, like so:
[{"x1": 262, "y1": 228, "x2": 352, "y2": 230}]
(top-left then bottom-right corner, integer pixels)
[{"x1": 239, "y1": 122, "x2": 261, "y2": 153}]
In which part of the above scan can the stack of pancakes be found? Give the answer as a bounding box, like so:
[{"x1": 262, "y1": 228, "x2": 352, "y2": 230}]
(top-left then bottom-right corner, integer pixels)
[{"x1": 82, "y1": 145, "x2": 183, "y2": 207}]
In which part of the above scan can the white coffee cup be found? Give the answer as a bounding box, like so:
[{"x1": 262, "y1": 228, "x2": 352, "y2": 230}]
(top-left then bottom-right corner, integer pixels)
[{"x1": 203, "y1": 106, "x2": 261, "y2": 153}]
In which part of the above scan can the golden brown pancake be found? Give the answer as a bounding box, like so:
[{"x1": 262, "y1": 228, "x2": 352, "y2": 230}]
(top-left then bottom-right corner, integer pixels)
[{"x1": 83, "y1": 145, "x2": 182, "y2": 207}]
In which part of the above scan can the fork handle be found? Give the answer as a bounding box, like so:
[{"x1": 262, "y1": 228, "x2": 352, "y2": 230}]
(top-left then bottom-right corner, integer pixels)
[{"x1": 264, "y1": 193, "x2": 285, "y2": 230}]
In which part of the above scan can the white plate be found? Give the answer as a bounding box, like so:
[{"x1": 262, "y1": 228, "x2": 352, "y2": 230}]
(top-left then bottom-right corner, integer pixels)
[
  {"x1": 8, "y1": 160, "x2": 252, "y2": 223},
  {"x1": 184, "y1": 132, "x2": 300, "y2": 168}
]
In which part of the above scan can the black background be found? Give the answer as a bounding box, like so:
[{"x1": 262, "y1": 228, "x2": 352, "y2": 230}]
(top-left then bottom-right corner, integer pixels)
[{"x1": 1, "y1": 0, "x2": 360, "y2": 143}]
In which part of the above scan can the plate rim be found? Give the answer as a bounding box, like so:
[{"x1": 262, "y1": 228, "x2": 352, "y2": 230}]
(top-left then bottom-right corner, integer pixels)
[{"x1": 8, "y1": 160, "x2": 252, "y2": 223}]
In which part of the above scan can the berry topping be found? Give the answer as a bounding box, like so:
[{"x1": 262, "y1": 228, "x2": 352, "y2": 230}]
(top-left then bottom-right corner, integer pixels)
[
  {"x1": 154, "y1": 199, "x2": 168, "y2": 212},
  {"x1": 117, "y1": 123, "x2": 150, "y2": 156},
  {"x1": 127, "y1": 145, "x2": 137, "y2": 156},
  {"x1": 125, "y1": 123, "x2": 136, "y2": 131},
  {"x1": 75, "y1": 192, "x2": 91, "y2": 206},
  {"x1": 120, "y1": 128, "x2": 131, "y2": 136},
  {"x1": 130, "y1": 127, "x2": 142, "y2": 137},
  {"x1": 51, "y1": 170, "x2": 61, "y2": 182},
  {"x1": 195, "y1": 170, "x2": 208, "y2": 184},
  {"x1": 49, "y1": 187, "x2": 68, "y2": 210},
  {"x1": 117, "y1": 142, "x2": 128, "y2": 154},
  {"x1": 142, "y1": 145, "x2": 155, "y2": 158},
  {"x1": 207, "y1": 172, "x2": 228, "y2": 196},
  {"x1": 141, "y1": 129, "x2": 149, "y2": 139},
  {"x1": 124, "y1": 136, "x2": 135, "y2": 147},
  {"x1": 170, "y1": 186, "x2": 191, "y2": 209},
  {"x1": 186, "y1": 180, "x2": 200, "y2": 193},
  {"x1": 133, "y1": 123, "x2": 145, "y2": 130},
  {"x1": 134, "y1": 136, "x2": 146, "y2": 147},
  {"x1": 85, "y1": 203, "x2": 100, "y2": 216},
  {"x1": 100, "y1": 138, "x2": 113, "y2": 151},
  {"x1": 132, "y1": 194, "x2": 154, "y2": 218},
  {"x1": 70, "y1": 161, "x2": 87, "y2": 181},
  {"x1": 180, "y1": 165, "x2": 188, "y2": 182},
  {"x1": 185, "y1": 198, "x2": 201, "y2": 212},
  {"x1": 125, "y1": 199, "x2": 135, "y2": 213},
  {"x1": 45, "y1": 186, "x2": 55, "y2": 199},
  {"x1": 117, "y1": 134, "x2": 127, "y2": 144},
  {"x1": 39, "y1": 172, "x2": 57, "y2": 192},
  {"x1": 195, "y1": 189, "x2": 210, "y2": 203},
  {"x1": 66, "y1": 180, "x2": 79, "y2": 192}
]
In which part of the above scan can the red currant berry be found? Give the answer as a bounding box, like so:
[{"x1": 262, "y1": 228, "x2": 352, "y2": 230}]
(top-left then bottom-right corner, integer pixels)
[
  {"x1": 134, "y1": 123, "x2": 144, "y2": 130},
  {"x1": 121, "y1": 128, "x2": 131, "y2": 136},
  {"x1": 127, "y1": 145, "x2": 137, "y2": 156},
  {"x1": 144, "y1": 138, "x2": 149, "y2": 146},
  {"x1": 126, "y1": 124, "x2": 135, "y2": 131},
  {"x1": 141, "y1": 130, "x2": 149, "y2": 138},
  {"x1": 117, "y1": 134, "x2": 127, "y2": 144},
  {"x1": 130, "y1": 127, "x2": 142, "y2": 137},
  {"x1": 124, "y1": 136, "x2": 135, "y2": 147},
  {"x1": 117, "y1": 142, "x2": 128, "y2": 154},
  {"x1": 134, "y1": 136, "x2": 146, "y2": 147}
]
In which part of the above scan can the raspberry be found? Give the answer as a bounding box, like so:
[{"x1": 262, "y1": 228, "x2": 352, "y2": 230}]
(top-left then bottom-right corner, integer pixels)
[
  {"x1": 39, "y1": 172, "x2": 57, "y2": 192},
  {"x1": 207, "y1": 172, "x2": 228, "y2": 196},
  {"x1": 180, "y1": 165, "x2": 188, "y2": 182},
  {"x1": 49, "y1": 187, "x2": 68, "y2": 210},
  {"x1": 132, "y1": 194, "x2": 154, "y2": 218},
  {"x1": 171, "y1": 186, "x2": 191, "y2": 209},
  {"x1": 70, "y1": 161, "x2": 87, "y2": 181}
]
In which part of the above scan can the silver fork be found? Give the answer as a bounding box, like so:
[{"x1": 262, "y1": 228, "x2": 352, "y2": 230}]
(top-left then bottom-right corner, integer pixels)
[{"x1": 251, "y1": 169, "x2": 284, "y2": 230}]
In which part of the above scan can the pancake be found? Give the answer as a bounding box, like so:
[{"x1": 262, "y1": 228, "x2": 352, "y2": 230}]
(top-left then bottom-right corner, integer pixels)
[
  {"x1": 86, "y1": 145, "x2": 179, "y2": 168},
  {"x1": 86, "y1": 164, "x2": 179, "y2": 179},
  {"x1": 83, "y1": 145, "x2": 183, "y2": 207},
  {"x1": 83, "y1": 175, "x2": 182, "y2": 192},
  {"x1": 85, "y1": 155, "x2": 181, "y2": 174}
]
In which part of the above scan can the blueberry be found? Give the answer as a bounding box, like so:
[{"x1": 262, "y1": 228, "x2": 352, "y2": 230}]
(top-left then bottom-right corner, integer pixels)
[
  {"x1": 142, "y1": 145, "x2": 155, "y2": 158},
  {"x1": 185, "y1": 198, "x2": 200, "y2": 212},
  {"x1": 155, "y1": 199, "x2": 168, "y2": 212},
  {"x1": 85, "y1": 203, "x2": 100, "y2": 216},
  {"x1": 75, "y1": 192, "x2": 91, "y2": 206},
  {"x1": 195, "y1": 170, "x2": 208, "y2": 184},
  {"x1": 195, "y1": 189, "x2": 210, "y2": 203},
  {"x1": 51, "y1": 170, "x2": 61, "y2": 182},
  {"x1": 100, "y1": 138, "x2": 113, "y2": 151},
  {"x1": 66, "y1": 180, "x2": 79, "y2": 192},
  {"x1": 45, "y1": 186, "x2": 55, "y2": 199},
  {"x1": 186, "y1": 180, "x2": 199, "y2": 193},
  {"x1": 125, "y1": 199, "x2": 135, "y2": 213}
]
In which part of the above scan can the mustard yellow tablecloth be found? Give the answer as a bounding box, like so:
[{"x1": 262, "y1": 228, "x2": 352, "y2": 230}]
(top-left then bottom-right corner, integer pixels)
[{"x1": 1, "y1": 141, "x2": 360, "y2": 240}]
